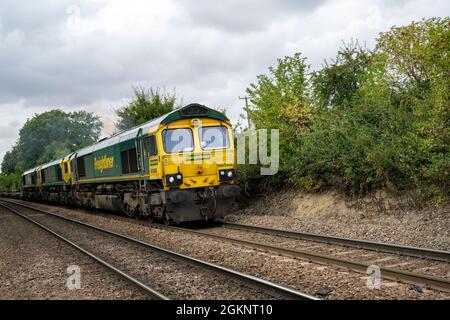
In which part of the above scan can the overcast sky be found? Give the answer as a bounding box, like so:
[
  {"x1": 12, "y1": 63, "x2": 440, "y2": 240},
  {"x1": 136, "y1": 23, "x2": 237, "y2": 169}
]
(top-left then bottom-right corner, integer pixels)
[{"x1": 0, "y1": 0, "x2": 448, "y2": 168}]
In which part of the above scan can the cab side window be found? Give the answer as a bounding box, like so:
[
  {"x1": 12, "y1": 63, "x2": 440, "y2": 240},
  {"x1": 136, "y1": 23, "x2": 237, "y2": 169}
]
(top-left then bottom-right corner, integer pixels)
[
  {"x1": 144, "y1": 136, "x2": 158, "y2": 157},
  {"x1": 57, "y1": 167, "x2": 63, "y2": 181},
  {"x1": 77, "y1": 157, "x2": 86, "y2": 177}
]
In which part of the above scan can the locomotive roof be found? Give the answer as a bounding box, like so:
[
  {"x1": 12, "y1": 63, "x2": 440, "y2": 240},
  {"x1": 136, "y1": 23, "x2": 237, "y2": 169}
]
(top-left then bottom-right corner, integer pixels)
[
  {"x1": 76, "y1": 103, "x2": 228, "y2": 158},
  {"x1": 40, "y1": 157, "x2": 64, "y2": 170},
  {"x1": 23, "y1": 158, "x2": 63, "y2": 176},
  {"x1": 23, "y1": 168, "x2": 37, "y2": 176},
  {"x1": 22, "y1": 103, "x2": 228, "y2": 175}
]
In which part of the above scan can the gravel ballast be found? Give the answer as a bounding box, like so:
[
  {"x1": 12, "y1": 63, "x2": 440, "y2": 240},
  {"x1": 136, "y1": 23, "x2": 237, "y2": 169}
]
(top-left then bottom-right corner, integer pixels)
[
  {"x1": 199, "y1": 226, "x2": 450, "y2": 280},
  {"x1": 7, "y1": 200, "x2": 449, "y2": 300},
  {"x1": 0, "y1": 207, "x2": 149, "y2": 300},
  {"x1": 9, "y1": 204, "x2": 276, "y2": 300}
]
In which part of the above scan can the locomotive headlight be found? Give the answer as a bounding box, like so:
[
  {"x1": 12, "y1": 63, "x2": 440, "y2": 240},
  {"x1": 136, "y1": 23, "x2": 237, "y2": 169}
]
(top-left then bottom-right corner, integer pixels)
[
  {"x1": 219, "y1": 169, "x2": 235, "y2": 181},
  {"x1": 166, "y1": 173, "x2": 183, "y2": 186},
  {"x1": 191, "y1": 118, "x2": 201, "y2": 127}
]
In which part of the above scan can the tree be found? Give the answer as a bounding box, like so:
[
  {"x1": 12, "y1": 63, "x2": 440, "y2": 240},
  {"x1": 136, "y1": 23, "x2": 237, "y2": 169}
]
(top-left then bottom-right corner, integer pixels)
[
  {"x1": 376, "y1": 17, "x2": 449, "y2": 91},
  {"x1": 238, "y1": 18, "x2": 449, "y2": 198},
  {"x1": 69, "y1": 111, "x2": 104, "y2": 148},
  {"x1": 2, "y1": 109, "x2": 102, "y2": 173},
  {"x1": 115, "y1": 87, "x2": 178, "y2": 131},
  {"x1": 311, "y1": 40, "x2": 372, "y2": 109},
  {"x1": 1, "y1": 147, "x2": 20, "y2": 175},
  {"x1": 376, "y1": 18, "x2": 449, "y2": 154},
  {"x1": 241, "y1": 53, "x2": 311, "y2": 186},
  {"x1": 246, "y1": 52, "x2": 311, "y2": 131},
  {"x1": 0, "y1": 172, "x2": 22, "y2": 191}
]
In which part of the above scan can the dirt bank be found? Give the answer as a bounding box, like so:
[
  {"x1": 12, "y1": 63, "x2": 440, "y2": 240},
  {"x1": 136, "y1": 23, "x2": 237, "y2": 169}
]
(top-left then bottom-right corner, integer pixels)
[{"x1": 228, "y1": 189, "x2": 450, "y2": 250}]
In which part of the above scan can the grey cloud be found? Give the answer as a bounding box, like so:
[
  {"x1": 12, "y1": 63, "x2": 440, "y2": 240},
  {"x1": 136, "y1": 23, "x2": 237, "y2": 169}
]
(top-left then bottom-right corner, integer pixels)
[
  {"x1": 0, "y1": 2, "x2": 287, "y2": 107},
  {"x1": 0, "y1": 0, "x2": 348, "y2": 109},
  {"x1": 0, "y1": 120, "x2": 20, "y2": 139},
  {"x1": 180, "y1": 0, "x2": 327, "y2": 33},
  {"x1": 0, "y1": 0, "x2": 448, "y2": 167},
  {"x1": 0, "y1": 0, "x2": 100, "y2": 34}
]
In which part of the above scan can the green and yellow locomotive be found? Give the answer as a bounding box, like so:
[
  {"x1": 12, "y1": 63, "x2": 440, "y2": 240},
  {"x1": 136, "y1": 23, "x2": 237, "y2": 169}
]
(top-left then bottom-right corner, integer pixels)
[{"x1": 22, "y1": 104, "x2": 240, "y2": 223}]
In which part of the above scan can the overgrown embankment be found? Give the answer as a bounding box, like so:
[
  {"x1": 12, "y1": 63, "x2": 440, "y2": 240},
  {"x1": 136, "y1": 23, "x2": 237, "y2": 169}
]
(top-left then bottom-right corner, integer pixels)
[
  {"x1": 229, "y1": 188, "x2": 450, "y2": 250},
  {"x1": 238, "y1": 18, "x2": 449, "y2": 202}
]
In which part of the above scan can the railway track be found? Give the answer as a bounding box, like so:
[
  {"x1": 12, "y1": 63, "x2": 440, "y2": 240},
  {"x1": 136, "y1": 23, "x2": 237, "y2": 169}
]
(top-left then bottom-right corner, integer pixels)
[
  {"x1": 190, "y1": 222, "x2": 450, "y2": 292},
  {"x1": 43, "y1": 203, "x2": 447, "y2": 292},
  {"x1": 165, "y1": 224, "x2": 450, "y2": 293},
  {"x1": 2, "y1": 198, "x2": 449, "y2": 294},
  {"x1": 0, "y1": 199, "x2": 317, "y2": 300},
  {"x1": 0, "y1": 201, "x2": 168, "y2": 300},
  {"x1": 221, "y1": 222, "x2": 450, "y2": 262}
]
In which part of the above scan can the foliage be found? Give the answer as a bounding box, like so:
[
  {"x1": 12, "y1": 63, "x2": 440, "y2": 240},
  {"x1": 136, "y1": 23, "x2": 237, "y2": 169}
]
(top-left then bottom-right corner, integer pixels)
[
  {"x1": 115, "y1": 87, "x2": 178, "y2": 131},
  {"x1": 0, "y1": 171, "x2": 22, "y2": 192},
  {"x1": 0, "y1": 109, "x2": 102, "y2": 188},
  {"x1": 376, "y1": 18, "x2": 449, "y2": 91},
  {"x1": 246, "y1": 53, "x2": 311, "y2": 130},
  {"x1": 244, "y1": 53, "x2": 311, "y2": 180},
  {"x1": 1, "y1": 147, "x2": 20, "y2": 176},
  {"x1": 311, "y1": 40, "x2": 372, "y2": 109},
  {"x1": 376, "y1": 17, "x2": 450, "y2": 155},
  {"x1": 239, "y1": 18, "x2": 449, "y2": 198}
]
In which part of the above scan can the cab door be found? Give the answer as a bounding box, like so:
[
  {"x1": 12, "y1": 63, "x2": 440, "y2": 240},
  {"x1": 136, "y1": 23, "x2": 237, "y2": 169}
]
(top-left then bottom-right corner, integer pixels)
[
  {"x1": 61, "y1": 159, "x2": 72, "y2": 184},
  {"x1": 143, "y1": 135, "x2": 160, "y2": 180},
  {"x1": 35, "y1": 167, "x2": 43, "y2": 190}
]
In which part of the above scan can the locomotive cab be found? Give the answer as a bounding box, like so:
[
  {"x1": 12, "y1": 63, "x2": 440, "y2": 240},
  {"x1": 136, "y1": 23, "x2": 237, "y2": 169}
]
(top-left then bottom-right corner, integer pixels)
[{"x1": 153, "y1": 115, "x2": 239, "y2": 223}]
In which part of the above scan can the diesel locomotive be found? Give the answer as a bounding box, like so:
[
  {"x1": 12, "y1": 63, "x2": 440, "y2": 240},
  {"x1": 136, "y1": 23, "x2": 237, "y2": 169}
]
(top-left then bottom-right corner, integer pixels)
[{"x1": 21, "y1": 103, "x2": 240, "y2": 224}]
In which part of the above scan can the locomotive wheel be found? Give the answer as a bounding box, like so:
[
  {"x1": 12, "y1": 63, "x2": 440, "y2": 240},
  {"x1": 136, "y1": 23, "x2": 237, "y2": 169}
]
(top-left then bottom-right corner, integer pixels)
[
  {"x1": 163, "y1": 213, "x2": 173, "y2": 226},
  {"x1": 125, "y1": 211, "x2": 134, "y2": 218},
  {"x1": 123, "y1": 204, "x2": 135, "y2": 218}
]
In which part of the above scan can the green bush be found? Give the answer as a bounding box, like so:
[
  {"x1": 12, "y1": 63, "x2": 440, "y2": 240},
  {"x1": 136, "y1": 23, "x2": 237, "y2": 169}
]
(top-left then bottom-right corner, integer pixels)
[
  {"x1": 0, "y1": 172, "x2": 22, "y2": 192},
  {"x1": 239, "y1": 18, "x2": 449, "y2": 199}
]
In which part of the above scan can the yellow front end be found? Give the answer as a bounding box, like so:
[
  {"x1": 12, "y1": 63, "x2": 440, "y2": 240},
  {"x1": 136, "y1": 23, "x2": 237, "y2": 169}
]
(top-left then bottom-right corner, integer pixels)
[
  {"x1": 149, "y1": 117, "x2": 239, "y2": 222},
  {"x1": 60, "y1": 159, "x2": 72, "y2": 184},
  {"x1": 155, "y1": 118, "x2": 236, "y2": 190}
]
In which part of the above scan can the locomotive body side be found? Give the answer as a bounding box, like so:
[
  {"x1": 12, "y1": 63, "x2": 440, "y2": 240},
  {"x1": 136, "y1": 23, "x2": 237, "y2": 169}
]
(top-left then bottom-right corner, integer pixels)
[{"x1": 22, "y1": 168, "x2": 37, "y2": 201}]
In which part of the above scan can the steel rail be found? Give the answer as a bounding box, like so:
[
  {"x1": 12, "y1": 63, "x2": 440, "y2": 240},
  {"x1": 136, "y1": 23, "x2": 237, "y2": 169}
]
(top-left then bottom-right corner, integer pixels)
[
  {"x1": 0, "y1": 199, "x2": 318, "y2": 300},
  {"x1": 222, "y1": 222, "x2": 450, "y2": 263},
  {"x1": 151, "y1": 225, "x2": 450, "y2": 293},
  {"x1": 0, "y1": 202, "x2": 169, "y2": 300}
]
